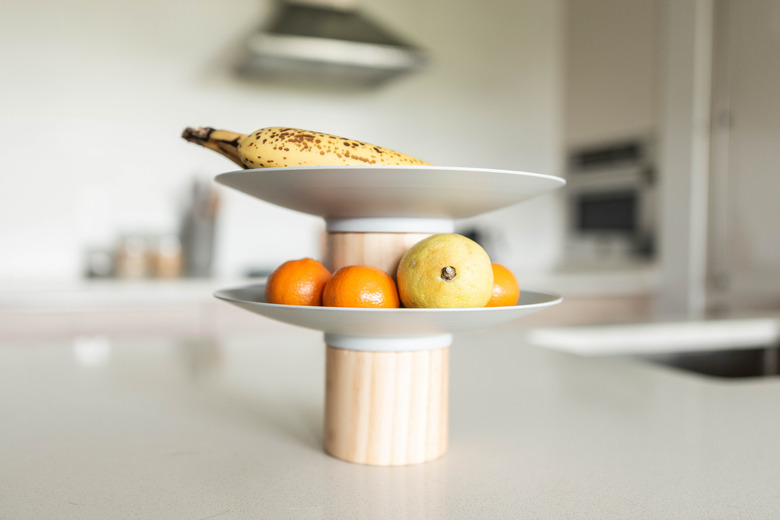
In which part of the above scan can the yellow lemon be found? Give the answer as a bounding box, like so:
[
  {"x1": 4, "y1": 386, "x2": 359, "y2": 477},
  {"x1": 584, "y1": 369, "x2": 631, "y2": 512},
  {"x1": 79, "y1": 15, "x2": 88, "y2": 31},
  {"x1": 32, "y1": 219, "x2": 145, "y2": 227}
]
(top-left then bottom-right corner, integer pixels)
[{"x1": 396, "y1": 234, "x2": 494, "y2": 308}]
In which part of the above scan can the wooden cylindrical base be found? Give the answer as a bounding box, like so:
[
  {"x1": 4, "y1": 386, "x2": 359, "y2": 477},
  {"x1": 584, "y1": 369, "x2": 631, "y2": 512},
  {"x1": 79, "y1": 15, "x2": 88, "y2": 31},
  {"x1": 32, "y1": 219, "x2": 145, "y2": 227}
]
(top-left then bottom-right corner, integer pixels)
[
  {"x1": 325, "y1": 232, "x2": 431, "y2": 276},
  {"x1": 324, "y1": 346, "x2": 449, "y2": 466}
]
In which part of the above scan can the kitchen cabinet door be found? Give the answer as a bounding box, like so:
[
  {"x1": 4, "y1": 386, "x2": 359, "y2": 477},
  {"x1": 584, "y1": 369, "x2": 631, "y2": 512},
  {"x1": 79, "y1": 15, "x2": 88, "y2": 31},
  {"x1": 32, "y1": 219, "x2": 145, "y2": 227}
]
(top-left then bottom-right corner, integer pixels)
[{"x1": 708, "y1": 0, "x2": 780, "y2": 311}]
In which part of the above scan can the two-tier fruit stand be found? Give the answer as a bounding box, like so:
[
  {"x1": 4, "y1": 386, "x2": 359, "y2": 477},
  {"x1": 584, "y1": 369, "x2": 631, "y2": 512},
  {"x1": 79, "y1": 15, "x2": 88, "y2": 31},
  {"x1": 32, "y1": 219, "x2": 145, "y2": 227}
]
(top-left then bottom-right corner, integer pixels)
[{"x1": 214, "y1": 165, "x2": 565, "y2": 466}]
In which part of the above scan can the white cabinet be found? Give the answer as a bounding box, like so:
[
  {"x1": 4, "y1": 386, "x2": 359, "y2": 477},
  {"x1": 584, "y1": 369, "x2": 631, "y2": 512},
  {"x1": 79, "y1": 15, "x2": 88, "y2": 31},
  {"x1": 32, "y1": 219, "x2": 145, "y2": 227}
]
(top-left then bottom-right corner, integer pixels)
[
  {"x1": 563, "y1": 0, "x2": 662, "y2": 148},
  {"x1": 708, "y1": 0, "x2": 780, "y2": 312}
]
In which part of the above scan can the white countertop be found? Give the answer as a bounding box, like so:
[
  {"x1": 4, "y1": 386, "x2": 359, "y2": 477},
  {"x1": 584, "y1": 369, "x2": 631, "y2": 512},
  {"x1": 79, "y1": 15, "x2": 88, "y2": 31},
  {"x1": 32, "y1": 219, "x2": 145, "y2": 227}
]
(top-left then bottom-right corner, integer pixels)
[
  {"x1": 528, "y1": 317, "x2": 780, "y2": 355},
  {"x1": 0, "y1": 266, "x2": 657, "y2": 309},
  {"x1": 2, "y1": 328, "x2": 779, "y2": 518},
  {"x1": 0, "y1": 278, "x2": 235, "y2": 309}
]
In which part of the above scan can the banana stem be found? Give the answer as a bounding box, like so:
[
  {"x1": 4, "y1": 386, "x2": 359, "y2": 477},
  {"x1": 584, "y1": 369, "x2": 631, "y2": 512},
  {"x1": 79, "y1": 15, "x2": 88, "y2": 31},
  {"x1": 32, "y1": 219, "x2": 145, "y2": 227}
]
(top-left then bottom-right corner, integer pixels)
[{"x1": 182, "y1": 126, "x2": 246, "y2": 168}]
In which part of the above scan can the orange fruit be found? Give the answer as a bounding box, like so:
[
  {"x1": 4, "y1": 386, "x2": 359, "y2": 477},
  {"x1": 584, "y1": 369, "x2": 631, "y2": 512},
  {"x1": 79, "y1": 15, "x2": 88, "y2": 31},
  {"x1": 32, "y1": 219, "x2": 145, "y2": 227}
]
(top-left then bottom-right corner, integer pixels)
[
  {"x1": 265, "y1": 258, "x2": 331, "y2": 306},
  {"x1": 486, "y1": 263, "x2": 520, "y2": 307},
  {"x1": 322, "y1": 265, "x2": 400, "y2": 308}
]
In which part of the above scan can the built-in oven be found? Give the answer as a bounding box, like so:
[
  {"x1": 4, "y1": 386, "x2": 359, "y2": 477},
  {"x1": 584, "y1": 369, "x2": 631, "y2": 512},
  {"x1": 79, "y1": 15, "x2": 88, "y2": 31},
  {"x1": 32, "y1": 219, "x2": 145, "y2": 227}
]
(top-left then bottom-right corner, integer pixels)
[{"x1": 565, "y1": 137, "x2": 657, "y2": 266}]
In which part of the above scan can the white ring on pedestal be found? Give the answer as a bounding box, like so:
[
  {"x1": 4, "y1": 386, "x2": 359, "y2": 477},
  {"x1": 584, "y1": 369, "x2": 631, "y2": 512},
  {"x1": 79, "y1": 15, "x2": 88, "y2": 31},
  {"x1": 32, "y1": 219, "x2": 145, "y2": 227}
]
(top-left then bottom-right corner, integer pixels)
[
  {"x1": 325, "y1": 217, "x2": 455, "y2": 233},
  {"x1": 324, "y1": 333, "x2": 453, "y2": 352}
]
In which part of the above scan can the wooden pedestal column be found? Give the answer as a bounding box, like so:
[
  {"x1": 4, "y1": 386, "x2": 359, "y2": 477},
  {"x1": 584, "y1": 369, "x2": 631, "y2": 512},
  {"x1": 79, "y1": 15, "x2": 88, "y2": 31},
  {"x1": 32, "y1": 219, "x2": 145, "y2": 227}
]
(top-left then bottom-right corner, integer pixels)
[
  {"x1": 325, "y1": 232, "x2": 432, "y2": 276},
  {"x1": 324, "y1": 345, "x2": 449, "y2": 466},
  {"x1": 323, "y1": 230, "x2": 449, "y2": 465}
]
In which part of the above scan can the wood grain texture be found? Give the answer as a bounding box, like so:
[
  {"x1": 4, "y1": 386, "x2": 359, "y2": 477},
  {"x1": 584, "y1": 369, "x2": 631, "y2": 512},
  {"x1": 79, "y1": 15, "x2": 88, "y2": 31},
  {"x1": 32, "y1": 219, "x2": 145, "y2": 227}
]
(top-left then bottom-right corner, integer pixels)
[
  {"x1": 324, "y1": 346, "x2": 449, "y2": 466},
  {"x1": 325, "y1": 232, "x2": 431, "y2": 276}
]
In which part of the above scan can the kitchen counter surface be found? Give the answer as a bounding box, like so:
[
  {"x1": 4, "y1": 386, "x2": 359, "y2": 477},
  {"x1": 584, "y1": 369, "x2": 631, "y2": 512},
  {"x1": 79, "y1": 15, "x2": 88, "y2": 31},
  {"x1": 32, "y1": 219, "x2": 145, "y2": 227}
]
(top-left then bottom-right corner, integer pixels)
[
  {"x1": 2, "y1": 328, "x2": 779, "y2": 518},
  {"x1": 0, "y1": 265, "x2": 657, "y2": 309}
]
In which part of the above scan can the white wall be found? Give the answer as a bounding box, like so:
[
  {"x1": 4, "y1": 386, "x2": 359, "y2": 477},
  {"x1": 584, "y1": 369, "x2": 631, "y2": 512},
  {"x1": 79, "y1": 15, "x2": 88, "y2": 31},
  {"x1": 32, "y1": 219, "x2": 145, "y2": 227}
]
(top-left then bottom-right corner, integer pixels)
[{"x1": 0, "y1": 0, "x2": 565, "y2": 281}]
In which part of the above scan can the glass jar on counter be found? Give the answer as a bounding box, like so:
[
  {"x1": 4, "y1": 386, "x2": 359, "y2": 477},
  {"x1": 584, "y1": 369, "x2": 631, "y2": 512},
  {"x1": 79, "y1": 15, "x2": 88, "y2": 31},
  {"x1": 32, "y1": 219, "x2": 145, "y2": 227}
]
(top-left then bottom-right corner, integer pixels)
[
  {"x1": 114, "y1": 233, "x2": 183, "y2": 279},
  {"x1": 151, "y1": 234, "x2": 183, "y2": 279},
  {"x1": 115, "y1": 234, "x2": 151, "y2": 279}
]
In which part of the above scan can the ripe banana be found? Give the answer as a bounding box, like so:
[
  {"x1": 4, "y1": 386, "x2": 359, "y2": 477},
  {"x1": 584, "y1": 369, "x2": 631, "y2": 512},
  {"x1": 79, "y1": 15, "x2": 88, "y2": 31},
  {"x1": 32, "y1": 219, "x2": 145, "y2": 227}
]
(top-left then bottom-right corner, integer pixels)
[{"x1": 182, "y1": 126, "x2": 431, "y2": 169}]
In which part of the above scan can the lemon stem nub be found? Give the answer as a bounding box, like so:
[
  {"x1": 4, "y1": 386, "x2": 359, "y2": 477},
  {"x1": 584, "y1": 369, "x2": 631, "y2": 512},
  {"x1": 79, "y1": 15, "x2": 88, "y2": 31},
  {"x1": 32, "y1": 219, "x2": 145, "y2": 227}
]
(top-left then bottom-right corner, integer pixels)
[{"x1": 441, "y1": 266, "x2": 457, "y2": 281}]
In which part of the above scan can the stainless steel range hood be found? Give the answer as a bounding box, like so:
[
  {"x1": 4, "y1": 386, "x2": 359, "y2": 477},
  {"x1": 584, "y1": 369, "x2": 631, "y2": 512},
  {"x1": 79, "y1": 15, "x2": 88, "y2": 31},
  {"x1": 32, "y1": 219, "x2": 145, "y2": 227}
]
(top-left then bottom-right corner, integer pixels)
[{"x1": 237, "y1": 0, "x2": 428, "y2": 87}]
